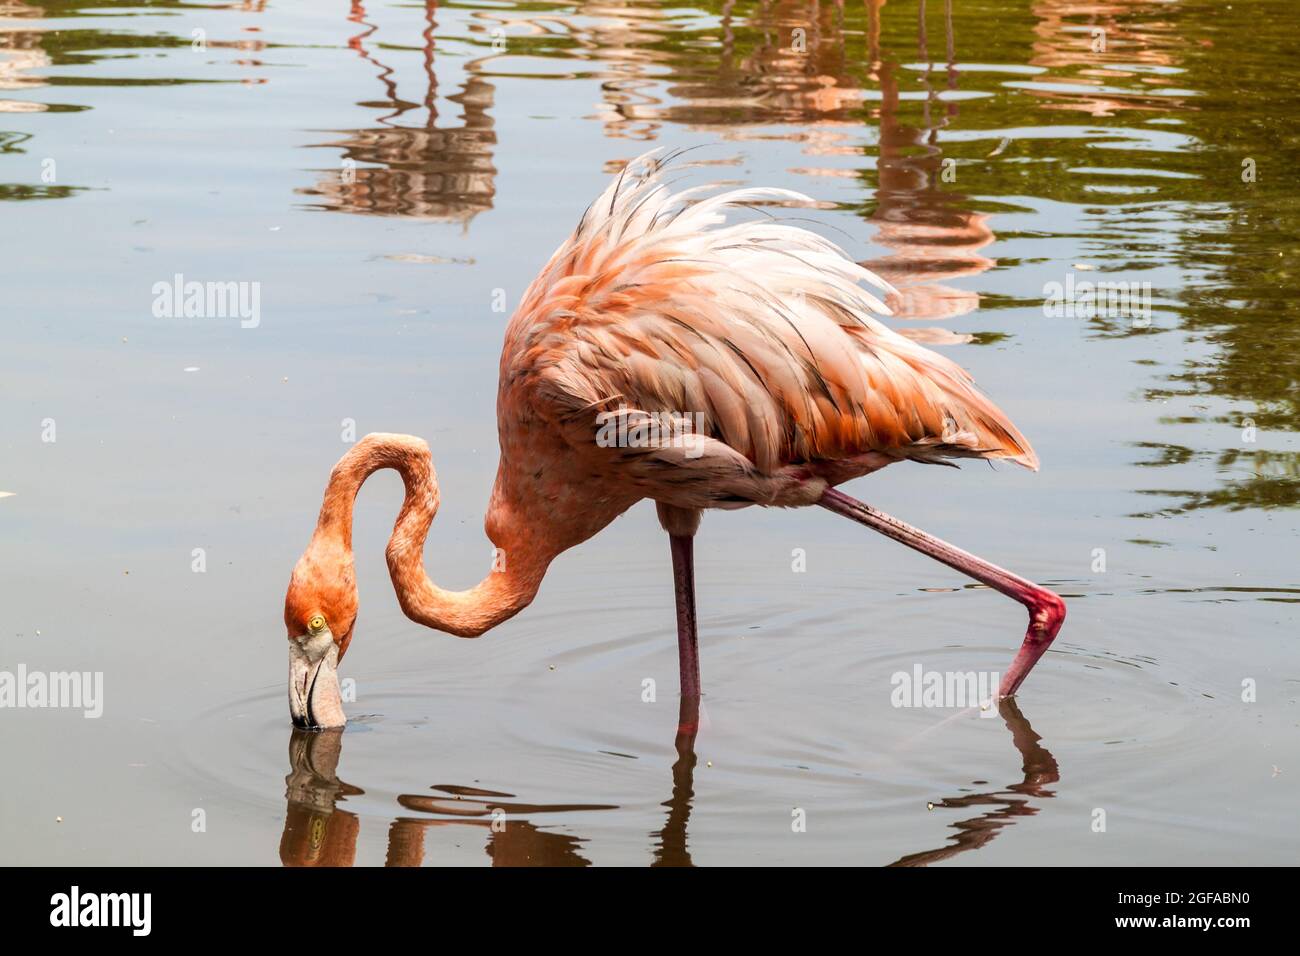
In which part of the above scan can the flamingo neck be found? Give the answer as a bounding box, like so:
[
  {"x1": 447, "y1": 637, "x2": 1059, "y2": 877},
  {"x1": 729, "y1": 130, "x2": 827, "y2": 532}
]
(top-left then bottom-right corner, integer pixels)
[{"x1": 314, "y1": 433, "x2": 548, "y2": 639}]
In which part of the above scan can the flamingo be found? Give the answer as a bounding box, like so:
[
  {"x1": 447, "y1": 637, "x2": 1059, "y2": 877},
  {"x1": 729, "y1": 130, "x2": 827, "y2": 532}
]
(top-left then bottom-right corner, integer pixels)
[{"x1": 284, "y1": 150, "x2": 1066, "y2": 731}]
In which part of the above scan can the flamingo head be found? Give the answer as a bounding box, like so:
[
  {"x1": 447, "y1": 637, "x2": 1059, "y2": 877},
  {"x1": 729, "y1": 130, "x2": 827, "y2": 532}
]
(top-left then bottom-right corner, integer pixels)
[{"x1": 283, "y1": 543, "x2": 358, "y2": 730}]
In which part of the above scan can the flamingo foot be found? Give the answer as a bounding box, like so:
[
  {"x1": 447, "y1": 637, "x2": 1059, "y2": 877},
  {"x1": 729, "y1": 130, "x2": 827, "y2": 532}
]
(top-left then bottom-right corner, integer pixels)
[{"x1": 998, "y1": 592, "x2": 1067, "y2": 698}]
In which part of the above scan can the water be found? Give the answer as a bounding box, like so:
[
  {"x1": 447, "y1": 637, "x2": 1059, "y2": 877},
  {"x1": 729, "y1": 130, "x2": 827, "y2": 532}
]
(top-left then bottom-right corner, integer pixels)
[{"x1": 2, "y1": 0, "x2": 1297, "y2": 865}]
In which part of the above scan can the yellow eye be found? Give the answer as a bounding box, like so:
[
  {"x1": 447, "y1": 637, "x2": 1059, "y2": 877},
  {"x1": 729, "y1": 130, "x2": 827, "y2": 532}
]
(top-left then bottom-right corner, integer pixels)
[{"x1": 308, "y1": 615, "x2": 326, "y2": 634}]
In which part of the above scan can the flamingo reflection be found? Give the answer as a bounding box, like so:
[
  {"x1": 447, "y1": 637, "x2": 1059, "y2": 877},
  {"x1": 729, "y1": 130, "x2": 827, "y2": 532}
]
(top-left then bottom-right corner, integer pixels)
[
  {"x1": 298, "y1": 0, "x2": 497, "y2": 223},
  {"x1": 887, "y1": 698, "x2": 1059, "y2": 867},
  {"x1": 861, "y1": 0, "x2": 995, "y2": 337},
  {"x1": 279, "y1": 728, "x2": 612, "y2": 867},
  {"x1": 650, "y1": 696, "x2": 700, "y2": 867},
  {"x1": 1028, "y1": 0, "x2": 1187, "y2": 117},
  {"x1": 0, "y1": 0, "x2": 50, "y2": 113},
  {"x1": 279, "y1": 694, "x2": 1054, "y2": 866}
]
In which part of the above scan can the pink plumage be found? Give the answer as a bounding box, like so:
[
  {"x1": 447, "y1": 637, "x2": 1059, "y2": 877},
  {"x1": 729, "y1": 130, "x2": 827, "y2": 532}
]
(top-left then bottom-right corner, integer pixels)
[{"x1": 284, "y1": 150, "x2": 1064, "y2": 733}]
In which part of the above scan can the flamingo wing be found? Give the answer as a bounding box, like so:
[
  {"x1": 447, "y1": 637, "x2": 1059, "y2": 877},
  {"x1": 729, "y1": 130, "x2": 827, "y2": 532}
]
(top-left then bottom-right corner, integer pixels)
[{"x1": 501, "y1": 151, "x2": 1037, "y2": 505}]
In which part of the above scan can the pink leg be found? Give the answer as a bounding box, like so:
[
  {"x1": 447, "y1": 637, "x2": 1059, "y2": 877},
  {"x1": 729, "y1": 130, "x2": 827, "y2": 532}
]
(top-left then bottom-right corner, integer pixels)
[
  {"x1": 818, "y1": 487, "x2": 1065, "y2": 697},
  {"x1": 669, "y1": 533, "x2": 702, "y2": 713}
]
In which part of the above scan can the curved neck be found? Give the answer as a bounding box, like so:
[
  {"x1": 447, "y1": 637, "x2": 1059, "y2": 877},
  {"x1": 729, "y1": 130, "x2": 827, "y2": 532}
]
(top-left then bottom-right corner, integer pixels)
[{"x1": 314, "y1": 433, "x2": 549, "y2": 638}]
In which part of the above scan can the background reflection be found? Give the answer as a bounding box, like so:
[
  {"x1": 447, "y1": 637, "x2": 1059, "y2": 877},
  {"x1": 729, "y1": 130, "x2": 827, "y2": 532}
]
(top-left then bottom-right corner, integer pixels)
[{"x1": 297, "y1": 1, "x2": 497, "y2": 222}]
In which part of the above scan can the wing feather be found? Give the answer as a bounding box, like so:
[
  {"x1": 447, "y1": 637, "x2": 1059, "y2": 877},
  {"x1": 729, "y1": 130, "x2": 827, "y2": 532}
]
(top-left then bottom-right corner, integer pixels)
[{"x1": 503, "y1": 151, "x2": 1039, "y2": 480}]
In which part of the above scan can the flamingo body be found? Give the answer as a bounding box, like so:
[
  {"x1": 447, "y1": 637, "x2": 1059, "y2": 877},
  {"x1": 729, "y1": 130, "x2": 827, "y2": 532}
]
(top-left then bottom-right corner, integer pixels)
[
  {"x1": 284, "y1": 151, "x2": 1064, "y2": 731},
  {"x1": 499, "y1": 152, "x2": 1035, "y2": 518}
]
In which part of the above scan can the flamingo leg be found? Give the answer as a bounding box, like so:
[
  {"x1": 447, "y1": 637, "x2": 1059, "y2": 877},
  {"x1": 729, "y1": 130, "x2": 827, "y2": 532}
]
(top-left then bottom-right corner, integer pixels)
[
  {"x1": 818, "y1": 487, "x2": 1065, "y2": 697},
  {"x1": 669, "y1": 533, "x2": 702, "y2": 709}
]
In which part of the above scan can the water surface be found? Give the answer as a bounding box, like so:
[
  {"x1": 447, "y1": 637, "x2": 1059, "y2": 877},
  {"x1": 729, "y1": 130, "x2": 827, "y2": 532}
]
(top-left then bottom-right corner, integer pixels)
[{"x1": 1, "y1": 0, "x2": 1298, "y2": 865}]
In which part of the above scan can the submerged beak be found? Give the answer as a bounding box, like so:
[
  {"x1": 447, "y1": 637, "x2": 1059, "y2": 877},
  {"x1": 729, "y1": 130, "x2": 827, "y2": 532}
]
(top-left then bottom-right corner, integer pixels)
[{"x1": 288, "y1": 631, "x2": 346, "y2": 730}]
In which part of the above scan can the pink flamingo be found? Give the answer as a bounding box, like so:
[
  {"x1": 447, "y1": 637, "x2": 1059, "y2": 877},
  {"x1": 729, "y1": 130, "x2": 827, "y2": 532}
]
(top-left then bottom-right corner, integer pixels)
[{"x1": 285, "y1": 150, "x2": 1065, "y2": 730}]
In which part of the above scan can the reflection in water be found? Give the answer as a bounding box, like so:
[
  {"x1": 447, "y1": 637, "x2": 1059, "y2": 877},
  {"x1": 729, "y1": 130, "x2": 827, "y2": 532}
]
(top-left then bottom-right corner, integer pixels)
[
  {"x1": 1028, "y1": 0, "x2": 1186, "y2": 117},
  {"x1": 279, "y1": 728, "x2": 612, "y2": 866},
  {"x1": 297, "y1": 1, "x2": 497, "y2": 223},
  {"x1": 650, "y1": 695, "x2": 700, "y2": 867},
  {"x1": 564, "y1": 0, "x2": 678, "y2": 142},
  {"x1": 281, "y1": 730, "x2": 365, "y2": 866},
  {"x1": 0, "y1": 2, "x2": 87, "y2": 199},
  {"x1": 508, "y1": 0, "x2": 866, "y2": 140},
  {"x1": 280, "y1": 695, "x2": 1055, "y2": 866},
  {"x1": 0, "y1": 1, "x2": 49, "y2": 115},
  {"x1": 570, "y1": 0, "x2": 1001, "y2": 338},
  {"x1": 887, "y1": 699, "x2": 1059, "y2": 867},
  {"x1": 673, "y1": 0, "x2": 868, "y2": 132},
  {"x1": 7, "y1": 0, "x2": 1288, "y2": 516},
  {"x1": 0, "y1": 0, "x2": 1294, "y2": 518},
  {"x1": 1135, "y1": 448, "x2": 1300, "y2": 515},
  {"x1": 862, "y1": 0, "x2": 992, "y2": 337},
  {"x1": 394, "y1": 785, "x2": 599, "y2": 867}
]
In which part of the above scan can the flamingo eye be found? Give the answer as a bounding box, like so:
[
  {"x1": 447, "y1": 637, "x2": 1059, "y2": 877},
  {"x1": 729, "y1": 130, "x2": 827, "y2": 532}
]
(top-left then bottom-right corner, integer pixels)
[{"x1": 307, "y1": 614, "x2": 327, "y2": 634}]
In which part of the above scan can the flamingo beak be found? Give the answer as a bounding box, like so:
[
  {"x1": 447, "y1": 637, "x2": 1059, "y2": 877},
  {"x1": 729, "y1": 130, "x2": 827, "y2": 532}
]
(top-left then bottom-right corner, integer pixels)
[{"x1": 288, "y1": 630, "x2": 346, "y2": 730}]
